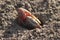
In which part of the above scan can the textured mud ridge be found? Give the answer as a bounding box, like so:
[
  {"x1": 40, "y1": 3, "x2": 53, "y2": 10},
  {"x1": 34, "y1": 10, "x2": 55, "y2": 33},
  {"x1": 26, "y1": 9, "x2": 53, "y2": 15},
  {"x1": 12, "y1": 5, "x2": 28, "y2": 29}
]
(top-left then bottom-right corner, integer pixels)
[{"x1": 0, "y1": 0, "x2": 60, "y2": 40}]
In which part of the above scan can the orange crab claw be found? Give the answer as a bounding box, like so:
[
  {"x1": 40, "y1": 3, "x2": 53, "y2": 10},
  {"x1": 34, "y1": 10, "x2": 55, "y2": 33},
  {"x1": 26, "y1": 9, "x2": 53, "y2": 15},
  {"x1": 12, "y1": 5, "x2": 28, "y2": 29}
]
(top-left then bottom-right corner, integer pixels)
[{"x1": 17, "y1": 8, "x2": 42, "y2": 29}]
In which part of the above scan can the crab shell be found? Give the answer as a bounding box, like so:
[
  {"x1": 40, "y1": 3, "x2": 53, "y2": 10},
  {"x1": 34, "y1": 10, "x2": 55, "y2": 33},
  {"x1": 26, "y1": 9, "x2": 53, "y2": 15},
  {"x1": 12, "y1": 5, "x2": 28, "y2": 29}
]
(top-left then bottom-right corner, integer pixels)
[{"x1": 17, "y1": 8, "x2": 42, "y2": 29}]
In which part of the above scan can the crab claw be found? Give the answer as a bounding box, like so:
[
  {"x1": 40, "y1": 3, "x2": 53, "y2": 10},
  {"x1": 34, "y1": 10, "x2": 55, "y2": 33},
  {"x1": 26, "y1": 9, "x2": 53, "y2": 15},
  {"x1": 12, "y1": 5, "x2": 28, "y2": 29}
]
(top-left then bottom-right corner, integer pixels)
[{"x1": 17, "y1": 8, "x2": 42, "y2": 29}]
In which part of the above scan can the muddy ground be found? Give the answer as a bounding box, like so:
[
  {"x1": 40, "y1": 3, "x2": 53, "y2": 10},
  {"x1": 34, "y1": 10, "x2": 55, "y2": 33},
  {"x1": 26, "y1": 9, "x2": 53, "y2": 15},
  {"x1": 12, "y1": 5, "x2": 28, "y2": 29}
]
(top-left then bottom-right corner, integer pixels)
[{"x1": 0, "y1": 0, "x2": 60, "y2": 40}]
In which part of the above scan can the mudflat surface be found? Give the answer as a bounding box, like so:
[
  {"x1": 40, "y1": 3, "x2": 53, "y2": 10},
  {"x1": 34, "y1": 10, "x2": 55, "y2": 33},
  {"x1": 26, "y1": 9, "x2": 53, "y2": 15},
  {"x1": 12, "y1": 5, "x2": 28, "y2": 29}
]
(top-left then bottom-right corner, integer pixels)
[{"x1": 0, "y1": 0, "x2": 60, "y2": 40}]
